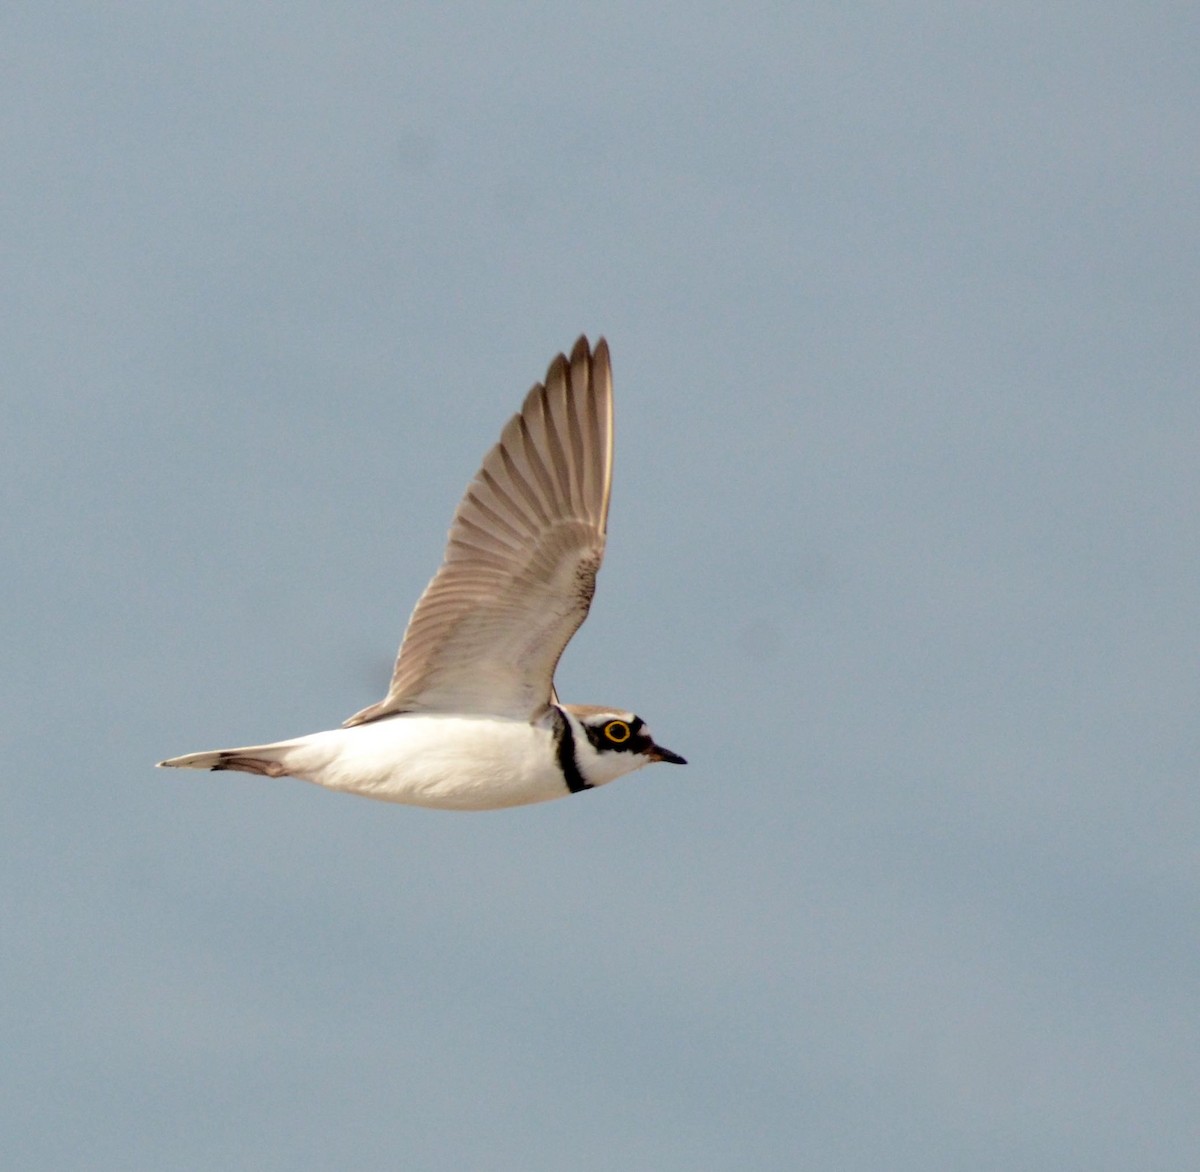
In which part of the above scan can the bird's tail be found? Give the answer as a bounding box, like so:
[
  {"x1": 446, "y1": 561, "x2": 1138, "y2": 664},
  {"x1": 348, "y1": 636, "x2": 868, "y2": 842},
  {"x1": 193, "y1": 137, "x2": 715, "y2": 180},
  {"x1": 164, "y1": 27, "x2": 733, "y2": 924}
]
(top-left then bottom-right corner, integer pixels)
[{"x1": 158, "y1": 740, "x2": 300, "y2": 778}]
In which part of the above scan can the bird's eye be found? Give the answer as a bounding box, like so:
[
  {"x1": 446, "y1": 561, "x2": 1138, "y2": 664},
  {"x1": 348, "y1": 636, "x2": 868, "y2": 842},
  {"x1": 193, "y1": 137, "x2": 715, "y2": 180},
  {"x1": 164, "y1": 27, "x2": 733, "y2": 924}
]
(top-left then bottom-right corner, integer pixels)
[{"x1": 604, "y1": 720, "x2": 631, "y2": 744}]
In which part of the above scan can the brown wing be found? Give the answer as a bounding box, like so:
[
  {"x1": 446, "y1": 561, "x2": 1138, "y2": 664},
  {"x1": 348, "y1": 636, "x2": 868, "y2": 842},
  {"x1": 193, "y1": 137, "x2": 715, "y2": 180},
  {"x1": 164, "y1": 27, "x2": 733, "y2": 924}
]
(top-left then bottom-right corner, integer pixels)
[{"x1": 344, "y1": 337, "x2": 613, "y2": 725}]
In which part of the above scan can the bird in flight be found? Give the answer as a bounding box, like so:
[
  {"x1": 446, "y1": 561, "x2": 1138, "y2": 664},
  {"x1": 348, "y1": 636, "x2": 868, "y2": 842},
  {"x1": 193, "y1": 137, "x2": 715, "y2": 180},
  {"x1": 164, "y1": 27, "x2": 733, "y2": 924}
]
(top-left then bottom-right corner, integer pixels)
[{"x1": 159, "y1": 337, "x2": 685, "y2": 809}]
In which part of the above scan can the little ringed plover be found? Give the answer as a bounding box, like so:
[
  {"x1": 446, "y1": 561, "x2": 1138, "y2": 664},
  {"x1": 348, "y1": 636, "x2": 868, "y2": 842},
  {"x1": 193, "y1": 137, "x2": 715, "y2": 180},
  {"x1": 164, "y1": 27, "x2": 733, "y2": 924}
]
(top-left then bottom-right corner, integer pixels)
[{"x1": 158, "y1": 337, "x2": 685, "y2": 809}]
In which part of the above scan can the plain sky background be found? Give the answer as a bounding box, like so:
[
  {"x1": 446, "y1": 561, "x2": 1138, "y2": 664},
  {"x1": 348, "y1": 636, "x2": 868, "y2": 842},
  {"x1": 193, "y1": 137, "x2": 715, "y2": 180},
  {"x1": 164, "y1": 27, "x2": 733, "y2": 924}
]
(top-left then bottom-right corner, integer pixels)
[{"x1": 3, "y1": 4, "x2": 1197, "y2": 1169}]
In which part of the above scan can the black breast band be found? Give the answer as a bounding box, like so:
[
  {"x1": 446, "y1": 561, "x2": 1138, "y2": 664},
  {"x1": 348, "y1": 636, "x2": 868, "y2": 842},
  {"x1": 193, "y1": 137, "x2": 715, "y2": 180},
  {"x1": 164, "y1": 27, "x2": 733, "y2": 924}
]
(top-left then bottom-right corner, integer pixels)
[{"x1": 553, "y1": 707, "x2": 592, "y2": 794}]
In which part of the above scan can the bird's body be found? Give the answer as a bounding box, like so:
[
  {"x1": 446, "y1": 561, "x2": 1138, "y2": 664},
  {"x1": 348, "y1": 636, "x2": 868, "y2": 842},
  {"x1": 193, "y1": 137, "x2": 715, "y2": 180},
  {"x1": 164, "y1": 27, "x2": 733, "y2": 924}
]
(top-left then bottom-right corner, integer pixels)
[
  {"x1": 162, "y1": 707, "x2": 654, "y2": 811},
  {"x1": 159, "y1": 337, "x2": 684, "y2": 809}
]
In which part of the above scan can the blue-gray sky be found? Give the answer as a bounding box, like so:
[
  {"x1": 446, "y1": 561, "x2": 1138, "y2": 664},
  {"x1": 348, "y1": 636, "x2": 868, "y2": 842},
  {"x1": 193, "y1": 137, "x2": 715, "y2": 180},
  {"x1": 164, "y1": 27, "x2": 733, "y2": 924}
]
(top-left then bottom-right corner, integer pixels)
[{"x1": 4, "y1": 4, "x2": 1198, "y2": 1169}]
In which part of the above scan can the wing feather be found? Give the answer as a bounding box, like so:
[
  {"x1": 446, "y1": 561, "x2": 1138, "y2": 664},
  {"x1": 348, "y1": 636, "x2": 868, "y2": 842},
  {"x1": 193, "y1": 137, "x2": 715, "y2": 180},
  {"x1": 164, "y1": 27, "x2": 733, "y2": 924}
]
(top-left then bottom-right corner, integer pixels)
[{"x1": 344, "y1": 337, "x2": 613, "y2": 725}]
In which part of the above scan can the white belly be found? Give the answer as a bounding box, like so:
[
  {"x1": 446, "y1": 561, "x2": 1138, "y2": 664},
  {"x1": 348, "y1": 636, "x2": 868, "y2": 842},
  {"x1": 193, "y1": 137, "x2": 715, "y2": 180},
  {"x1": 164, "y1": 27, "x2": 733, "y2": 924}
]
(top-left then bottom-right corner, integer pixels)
[{"x1": 277, "y1": 713, "x2": 571, "y2": 810}]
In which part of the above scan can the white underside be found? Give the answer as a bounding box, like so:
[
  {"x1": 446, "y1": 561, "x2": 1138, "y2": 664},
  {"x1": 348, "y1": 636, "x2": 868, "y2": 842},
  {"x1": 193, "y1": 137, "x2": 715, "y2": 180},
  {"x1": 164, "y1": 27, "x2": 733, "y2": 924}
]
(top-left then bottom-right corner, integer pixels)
[{"x1": 237, "y1": 714, "x2": 581, "y2": 811}]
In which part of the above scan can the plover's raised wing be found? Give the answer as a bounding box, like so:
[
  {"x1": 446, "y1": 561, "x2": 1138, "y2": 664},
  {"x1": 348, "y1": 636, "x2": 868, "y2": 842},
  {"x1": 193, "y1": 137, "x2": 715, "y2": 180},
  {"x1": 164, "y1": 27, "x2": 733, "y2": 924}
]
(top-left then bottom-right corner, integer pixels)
[{"x1": 344, "y1": 337, "x2": 613, "y2": 726}]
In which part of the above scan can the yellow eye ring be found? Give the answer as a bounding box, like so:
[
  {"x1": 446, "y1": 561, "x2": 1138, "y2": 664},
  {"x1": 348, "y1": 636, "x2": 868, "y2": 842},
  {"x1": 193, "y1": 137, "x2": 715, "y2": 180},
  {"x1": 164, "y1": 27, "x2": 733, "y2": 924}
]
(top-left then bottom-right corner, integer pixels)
[{"x1": 604, "y1": 720, "x2": 631, "y2": 744}]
